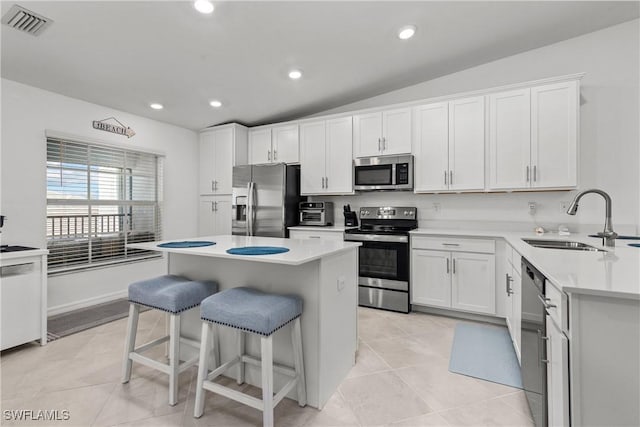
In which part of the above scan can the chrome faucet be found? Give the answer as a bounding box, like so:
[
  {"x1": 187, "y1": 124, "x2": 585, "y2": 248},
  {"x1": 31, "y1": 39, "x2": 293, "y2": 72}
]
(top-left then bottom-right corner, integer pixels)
[{"x1": 566, "y1": 189, "x2": 617, "y2": 247}]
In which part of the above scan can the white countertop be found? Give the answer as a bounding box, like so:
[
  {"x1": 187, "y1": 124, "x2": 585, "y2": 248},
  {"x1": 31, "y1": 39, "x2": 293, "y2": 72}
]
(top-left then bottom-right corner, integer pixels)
[
  {"x1": 128, "y1": 235, "x2": 360, "y2": 266},
  {"x1": 289, "y1": 226, "x2": 355, "y2": 232},
  {"x1": 0, "y1": 248, "x2": 48, "y2": 262},
  {"x1": 411, "y1": 228, "x2": 640, "y2": 300}
]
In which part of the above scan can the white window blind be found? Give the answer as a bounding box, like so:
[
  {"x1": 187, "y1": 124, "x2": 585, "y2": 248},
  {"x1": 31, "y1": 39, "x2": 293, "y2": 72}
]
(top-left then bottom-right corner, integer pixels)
[{"x1": 46, "y1": 137, "x2": 163, "y2": 272}]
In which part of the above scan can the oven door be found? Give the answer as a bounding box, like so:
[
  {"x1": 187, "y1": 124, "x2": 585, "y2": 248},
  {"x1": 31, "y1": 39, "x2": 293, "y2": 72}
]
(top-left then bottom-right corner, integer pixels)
[{"x1": 357, "y1": 239, "x2": 409, "y2": 286}]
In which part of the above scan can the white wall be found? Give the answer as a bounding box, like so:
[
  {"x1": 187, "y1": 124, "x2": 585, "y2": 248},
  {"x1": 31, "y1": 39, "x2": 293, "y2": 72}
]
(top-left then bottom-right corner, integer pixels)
[
  {"x1": 314, "y1": 19, "x2": 640, "y2": 234},
  {"x1": 0, "y1": 79, "x2": 199, "y2": 313}
]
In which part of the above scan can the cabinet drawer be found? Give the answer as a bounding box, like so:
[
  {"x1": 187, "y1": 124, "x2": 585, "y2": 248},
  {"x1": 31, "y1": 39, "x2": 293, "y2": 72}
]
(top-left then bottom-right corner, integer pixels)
[
  {"x1": 545, "y1": 280, "x2": 568, "y2": 331},
  {"x1": 412, "y1": 236, "x2": 495, "y2": 254},
  {"x1": 289, "y1": 230, "x2": 344, "y2": 241}
]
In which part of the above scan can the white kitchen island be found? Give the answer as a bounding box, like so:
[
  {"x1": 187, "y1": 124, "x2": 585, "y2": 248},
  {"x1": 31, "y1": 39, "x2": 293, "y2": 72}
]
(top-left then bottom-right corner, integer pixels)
[{"x1": 128, "y1": 235, "x2": 360, "y2": 409}]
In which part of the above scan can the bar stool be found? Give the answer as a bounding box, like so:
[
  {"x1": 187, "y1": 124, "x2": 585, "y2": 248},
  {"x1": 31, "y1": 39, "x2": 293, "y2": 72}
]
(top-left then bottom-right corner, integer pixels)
[
  {"x1": 194, "y1": 287, "x2": 306, "y2": 427},
  {"x1": 121, "y1": 274, "x2": 219, "y2": 405}
]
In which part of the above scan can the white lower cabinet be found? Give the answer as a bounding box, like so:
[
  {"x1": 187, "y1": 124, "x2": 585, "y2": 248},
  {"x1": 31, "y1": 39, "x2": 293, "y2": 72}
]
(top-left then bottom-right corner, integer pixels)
[
  {"x1": 546, "y1": 315, "x2": 570, "y2": 427},
  {"x1": 289, "y1": 229, "x2": 344, "y2": 241},
  {"x1": 198, "y1": 196, "x2": 231, "y2": 236},
  {"x1": 411, "y1": 236, "x2": 495, "y2": 315}
]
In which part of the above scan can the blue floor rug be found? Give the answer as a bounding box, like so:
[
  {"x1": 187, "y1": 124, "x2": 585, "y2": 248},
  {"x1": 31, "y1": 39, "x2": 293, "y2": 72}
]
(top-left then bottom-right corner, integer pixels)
[{"x1": 449, "y1": 323, "x2": 523, "y2": 389}]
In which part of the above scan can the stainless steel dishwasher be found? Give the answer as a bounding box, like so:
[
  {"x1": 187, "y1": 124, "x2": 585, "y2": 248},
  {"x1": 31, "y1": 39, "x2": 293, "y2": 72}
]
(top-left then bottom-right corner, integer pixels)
[{"x1": 521, "y1": 258, "x2": 547, "y2": 427}]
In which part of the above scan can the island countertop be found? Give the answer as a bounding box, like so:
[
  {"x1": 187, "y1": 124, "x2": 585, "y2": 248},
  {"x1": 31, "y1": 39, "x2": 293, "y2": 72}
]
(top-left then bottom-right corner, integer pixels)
[{"x1": 128, "y1": 234, "x2": 360, "y2": 266}]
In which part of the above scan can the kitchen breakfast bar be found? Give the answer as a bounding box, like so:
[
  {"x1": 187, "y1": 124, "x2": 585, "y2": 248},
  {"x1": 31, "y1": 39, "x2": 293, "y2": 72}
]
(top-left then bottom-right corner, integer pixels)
[{"x1": 128, "y1": 235, "x2": 360, "y2": 409}]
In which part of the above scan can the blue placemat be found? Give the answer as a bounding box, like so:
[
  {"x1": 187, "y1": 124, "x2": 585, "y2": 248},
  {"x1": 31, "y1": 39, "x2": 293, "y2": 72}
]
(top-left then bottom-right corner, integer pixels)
[
  {"x1": 628, "y1": 243, "x2": 640, "y2": 248},
  {"x1": 157, "y1": 241, "x2": 215, "y2": 248},
  {"x1": 449, "y1": 323, "x2": 523, "y2": 389},
  {"x1": 590, "y1": 234, "x2": 640, "y2": 240},
  {"x1": 226, "y1": 246, "x2": 290, "y2": 256}
]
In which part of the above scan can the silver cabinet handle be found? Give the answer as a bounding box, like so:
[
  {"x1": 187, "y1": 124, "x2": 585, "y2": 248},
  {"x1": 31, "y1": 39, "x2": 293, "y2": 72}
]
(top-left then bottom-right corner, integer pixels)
[
  {"x1": 444, "y1": 170, "x2": 448, "y2": 186},
  {"x1": 325, "y1": 176, "x2": 328, "y2": 188},
  {"x1": 537, "y1": 294, "x2": 557, "y2": 309},
  {"x1": 321, "y1": 177, "x2": 325, "y2": 189},
  {"x1": 211, "y1": 202, "x2": 215, "y2": 212},
  {"x1": 452, "y1": 258, "x2": 456, "y2": 274},
  {"x1": 273, "y1": 149, "x2": 277, "y2": 161},
  {"x1": 526, "y1": 166, "x2": 530, "y2": 182},
  {"x1": 215, "y1": 201, "x2": 218, "y2": 211},
  {"x1": 506, "y1": 273, "x2": 513, "y2": 295},
  {"x1": 538, "y1": 329, "x2": 550, "y2": 365},
  {"x1": 449, "y1": 170, "x2": 453, "y2": 185},
  {"x1": 267, "y1": 150, "x2": 271, "y2": 161},
  {"x1": 377, "y1": 138, "x2": 381, "y2": 152},
  {"x1": 211, "y1": 180, "x2": 215, "y2": 191},
  {"x1": 309, "y1": 236, "x2": 321, "y2": 239},
  {"x1": 214, "y1": 180, "x2": 218, "y2": 191},
  {"x1": 382, "y1": 137, "x2": 386, "y2": 151},
  {"x1": 442, "y1": 243, "x2": 460, "y2": 247},
  {"x1": 533, "y1": 165, "x2": 537, "y2": 182},
  {"x1": 446, "y1": 258, "x2": 450, "y2": 274}
]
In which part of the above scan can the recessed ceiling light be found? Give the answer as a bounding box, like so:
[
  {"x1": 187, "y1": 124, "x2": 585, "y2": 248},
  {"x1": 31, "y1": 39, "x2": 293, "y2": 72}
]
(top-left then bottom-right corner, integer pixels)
[
  {"x1": 209, "y1": 100, "x2": 222, "y2": 108},
  {"x1": 149, "y1": 103, "x2": 163, "y2": 110},
  {"x1": 288, "y1": 70, "x2": 302, "y2": 80},
  {"x1": 398, "y1": 25, "x2": 416, "y2": 40},
  {"x1": 194, "y1": 0, "x2": 214, "y2": 14}
]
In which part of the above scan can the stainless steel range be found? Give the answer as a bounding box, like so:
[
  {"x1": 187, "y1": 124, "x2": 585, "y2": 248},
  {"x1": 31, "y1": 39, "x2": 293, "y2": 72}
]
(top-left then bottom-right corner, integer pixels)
[{"x1": 343, "y1": 206, "x2": 417, "y2": 313}]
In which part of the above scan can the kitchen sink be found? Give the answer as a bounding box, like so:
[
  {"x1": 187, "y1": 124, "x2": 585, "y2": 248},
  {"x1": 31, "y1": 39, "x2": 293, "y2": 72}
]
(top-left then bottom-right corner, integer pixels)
[{"x1": 522, "y1": 239, "x2": 607, "y2": 252}]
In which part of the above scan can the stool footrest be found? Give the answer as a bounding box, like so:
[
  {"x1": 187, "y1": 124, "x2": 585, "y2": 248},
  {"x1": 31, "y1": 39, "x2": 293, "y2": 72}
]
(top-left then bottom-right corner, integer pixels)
[
  {"x1": 206, "y1": 356, "x2": 241, "y2": 381},
  {"x1": 130, "y1": 352, "x2": 171, "y2": 374},
  {"x1": 179, "y1": 336, "x2": 201, "y2": 349},
  {"x1": 274, "y1": 377, "x2": 298, "y2": 407},
  {"x1": 135, "y1": 336, "x2": 169, "y2": 354},
  {"x1": 202, "y1": 381, "x2": 263, "y2": 411},
  {"x1": 241, "y1": 355, "x2": 296, "y2": 378},
  {"x1": 179, "y1": 357, "x2": 199, "y2": 374}
]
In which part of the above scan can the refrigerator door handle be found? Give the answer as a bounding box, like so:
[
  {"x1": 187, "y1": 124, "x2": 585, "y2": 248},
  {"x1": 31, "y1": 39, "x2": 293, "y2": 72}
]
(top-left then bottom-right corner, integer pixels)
[{"x1": 247, "y1": 182, "x2": 254, "y2": 235}]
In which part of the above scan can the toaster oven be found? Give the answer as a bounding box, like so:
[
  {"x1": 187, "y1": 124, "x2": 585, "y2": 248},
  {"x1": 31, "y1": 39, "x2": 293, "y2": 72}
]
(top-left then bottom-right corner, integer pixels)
[{"x1": 299, "y1": 202, "x2": 334, "y2": 226}]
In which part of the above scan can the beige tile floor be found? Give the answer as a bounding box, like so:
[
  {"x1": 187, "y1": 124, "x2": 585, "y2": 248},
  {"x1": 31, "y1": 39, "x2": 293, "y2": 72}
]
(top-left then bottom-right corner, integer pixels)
[{"x1": 1, "y1": 307, "x2": 534, "y2": 427}]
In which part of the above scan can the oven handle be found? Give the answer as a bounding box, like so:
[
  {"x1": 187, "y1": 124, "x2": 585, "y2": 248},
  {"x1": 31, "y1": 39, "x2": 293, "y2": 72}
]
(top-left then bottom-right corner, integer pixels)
[{"x1": 343, "y1": 234, "x2": 408, "y2": 243}]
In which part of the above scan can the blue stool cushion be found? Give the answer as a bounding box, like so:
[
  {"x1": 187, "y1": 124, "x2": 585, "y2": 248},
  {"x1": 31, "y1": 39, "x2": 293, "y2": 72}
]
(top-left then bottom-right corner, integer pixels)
[
  {"x1": 129, "y1": 275, "x2": 219, "y2": 314},
  {"x1": 200, "y1": 287, "x2": 302, "y2": 336}
]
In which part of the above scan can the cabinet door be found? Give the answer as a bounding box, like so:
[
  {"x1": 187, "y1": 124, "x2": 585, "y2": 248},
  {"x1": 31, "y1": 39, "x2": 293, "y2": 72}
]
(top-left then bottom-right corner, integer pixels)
[
  {"x1": 325, "y1": 117, "x2": 354, "y2": 194},
  {"x1": 299, "y1": 121, "x2": 326, "y2": 195},
  {"x1": 414, "y1": 103, "x2": 450, "y2": 192},
  {"x1": 547, "y1": 317, "x2": 570, "y2": 427},
  {"x1": 354, "y1": 112, "x2": 382, "y2": 157},
  {"x1": 531, "y1": 81, "x2": 578, "y2": 188},
  {"x1": 198, "y1": 197, "x2": 217, "y2": 236},
  {"x1": 512, "y1": 268, "x2": 522, "y2": 362},
  {"x1": 489, "y1": 89, "x2": 531, "y2": 190},
  {"x1": 248, "y1": 128, "x2": 273, "y2": 164},
  {"x1": 449, "y1": 96, "x2": 486, "y2": 191},
  {"x1": 382, "y1": 107, "x2": 412, "y2": 155},
  {"x1": 451, "y1": 252, "x2": 495, "y2": 314},
  {"x1": 411, "y1": 250, "x2": 451, "y2": 308},
  {"x1": 213, "y1": 127, "x2": 234, "y2": 194},
  {"x1": 289, "y1": 230, "x2": 344, "y2": 241},
  {"x1": 272, "y1": 124, "x2": 299, "y2": 164},
  {"x1": 213, "y1": 198, "x2": 232, "y2": 235},
  {"x1": 199, "y1": 132, "x2": 216, "y2": 195}
]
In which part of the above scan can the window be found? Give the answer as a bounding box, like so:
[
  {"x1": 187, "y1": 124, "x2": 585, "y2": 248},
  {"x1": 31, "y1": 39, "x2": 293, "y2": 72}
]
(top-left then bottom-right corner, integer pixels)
[{"x1": 46, "y1": 137, "x2": 163, "y2": 272}]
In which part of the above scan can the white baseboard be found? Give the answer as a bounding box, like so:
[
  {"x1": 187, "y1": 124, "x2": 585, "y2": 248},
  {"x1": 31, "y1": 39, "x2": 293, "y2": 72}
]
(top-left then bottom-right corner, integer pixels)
[{"x1": 48, "y1": 290, "x2": 128, "y2": 317}]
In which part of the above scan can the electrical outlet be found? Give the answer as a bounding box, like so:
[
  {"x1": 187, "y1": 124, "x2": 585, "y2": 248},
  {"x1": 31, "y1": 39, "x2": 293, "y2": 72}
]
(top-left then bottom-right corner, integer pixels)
[
  {"x1": 337, "y1": 276, "x2": 345, "y2": 291},
  {"x1": 433, "y1": 203, "x2": 441, "y2": 213},
  {"x1": 528, "y1": 202, "x2": 537, "y2": 215},
  {"x1": 560, "y1": 201, "x2": 569, "y2": 213}
]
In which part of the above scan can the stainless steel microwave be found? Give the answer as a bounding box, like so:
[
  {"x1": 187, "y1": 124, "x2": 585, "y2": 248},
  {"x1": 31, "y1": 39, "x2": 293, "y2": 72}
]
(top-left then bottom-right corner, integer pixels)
[{"x1": 354, "y1": 155, "x2": 413, "y2": 191}]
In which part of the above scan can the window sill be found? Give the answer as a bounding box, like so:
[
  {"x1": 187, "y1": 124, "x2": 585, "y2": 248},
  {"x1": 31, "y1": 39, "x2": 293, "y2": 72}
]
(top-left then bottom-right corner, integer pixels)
[{"x1": 48, "y1": 253, "x2": 163, "y2": 277}]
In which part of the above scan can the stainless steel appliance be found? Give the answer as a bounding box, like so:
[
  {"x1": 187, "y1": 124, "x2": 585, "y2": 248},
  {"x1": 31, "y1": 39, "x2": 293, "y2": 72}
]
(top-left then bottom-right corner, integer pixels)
[
  {"x1": 521, "y1": 257, "x2": 548, "y2": 427},
  {"x1": 232, "y1": 164, "x2": 301, "y2": 238},
  {"x1": 354, "y1": 155, "x2": 413, "y2": 191},
  {"x1": 344, "y1": 206, "x2": 417, "y2": 313},
  {"x1": 299, "y1": 201, "x2": 334, "y2": 226}
]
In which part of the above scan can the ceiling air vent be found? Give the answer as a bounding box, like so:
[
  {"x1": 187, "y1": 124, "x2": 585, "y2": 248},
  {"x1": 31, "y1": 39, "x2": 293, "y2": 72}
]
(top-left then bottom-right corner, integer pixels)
[{"x1": 2, "y1": 4, "x2": 52, "y2": 36}]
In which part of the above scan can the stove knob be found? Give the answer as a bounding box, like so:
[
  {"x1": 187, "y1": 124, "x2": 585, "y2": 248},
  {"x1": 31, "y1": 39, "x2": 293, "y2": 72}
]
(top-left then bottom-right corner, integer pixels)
[{"x1": 403, "y1": 210, "x2": 409, "y2": 216}]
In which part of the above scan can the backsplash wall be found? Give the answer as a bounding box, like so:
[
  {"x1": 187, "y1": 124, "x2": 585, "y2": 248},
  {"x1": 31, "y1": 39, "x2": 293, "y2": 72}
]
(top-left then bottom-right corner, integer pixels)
[{"x1": 314, "y1": 190, "x2": 637, "y2": 235}]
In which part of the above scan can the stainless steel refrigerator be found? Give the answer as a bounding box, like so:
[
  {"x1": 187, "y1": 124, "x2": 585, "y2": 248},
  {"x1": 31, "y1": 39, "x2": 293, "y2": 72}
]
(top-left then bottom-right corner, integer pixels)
[{"x1": 232, "y1": 163, "x2": 301, "y2": 238}]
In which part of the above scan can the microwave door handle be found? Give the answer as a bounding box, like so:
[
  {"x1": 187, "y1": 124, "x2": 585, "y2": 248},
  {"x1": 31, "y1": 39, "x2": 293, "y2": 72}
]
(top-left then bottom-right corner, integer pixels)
[{"x1": 391, "y1": 163, "x2": 396, "y2": 185}]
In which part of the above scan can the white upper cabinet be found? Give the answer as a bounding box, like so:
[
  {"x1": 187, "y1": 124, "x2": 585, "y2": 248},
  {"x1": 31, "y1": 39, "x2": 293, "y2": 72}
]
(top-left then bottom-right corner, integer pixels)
[
  {"x1": 199, "y1": 124, "x2": 247, "y2": 195},
  {"x1": 249, "y1": 125, "x2": 300, "y2": 165},
  {"x1": 448, "y1": 96, "x2": 485, "y2": 191},
  {"x1": 248, "y1": 128, "x2": 273, "y2": 164},
  {"x1": 489, "y1": 80, "x2": 578, "y2": 190},
  {"x1": 300, "y1": 117, "x2": 353, "y2": 195},
  {"x1": 414, "y1": 97, "x2": 485, "y2": 192},
  {"x1": 531, "y1": 80, "x2": 578, "y2": 189},
  {"x1": 489, "y1": 89, "x2": 532, "y2": 190},
  {"x1": 271, "y1": 124, "x2": 299, "y2": 164},
  {"x1": 354, "y1": 107, "x2": 411, "y2": 157}
]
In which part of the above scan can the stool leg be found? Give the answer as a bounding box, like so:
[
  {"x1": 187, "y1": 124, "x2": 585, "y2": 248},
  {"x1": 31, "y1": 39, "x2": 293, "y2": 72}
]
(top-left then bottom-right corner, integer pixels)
[
  {"x1": 194, "y1": 322, "x2": 211, "y2": 418},
  {"x1": 121, "y1": 303, "x2": 139, "y2": 383},
  {"x1": 237, "y1": 330, "x2": 245, "y2": 385},
  {"x1": 211, "y1": 324, "x2": 220, "y2": 369},
  {"x1": 261, "y1": 335, "x2": 274, "y2": 427},
  {"x1": 291, "y1": 317, "x2": 307, "y2": 407},
  {"x1": 168, "y1": 313, "x2": 181, "y2": 406}
]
